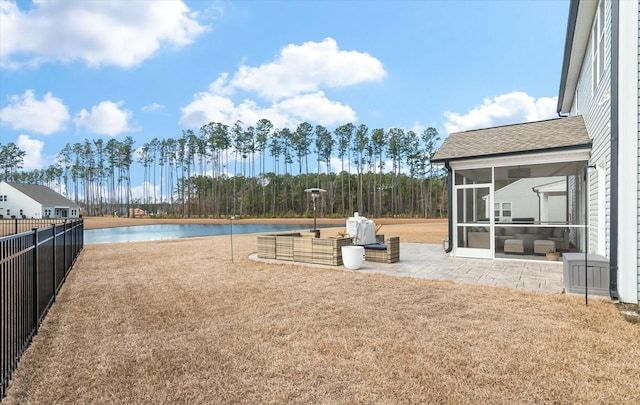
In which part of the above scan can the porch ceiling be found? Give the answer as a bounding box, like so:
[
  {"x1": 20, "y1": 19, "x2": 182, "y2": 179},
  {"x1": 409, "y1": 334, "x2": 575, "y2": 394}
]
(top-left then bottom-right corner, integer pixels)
[{"x1": 433, "y1": 116, "x2": 591, "y2": 163}]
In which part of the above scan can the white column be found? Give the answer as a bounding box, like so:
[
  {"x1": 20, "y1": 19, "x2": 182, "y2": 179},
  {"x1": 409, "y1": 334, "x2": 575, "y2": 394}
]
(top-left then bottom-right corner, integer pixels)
[
  {"x1": 616, "y1": 0, "x2": 639, "y2": 304},
  {"x1": 539, "y1": 193, "x2": 549, "y2": 222}
]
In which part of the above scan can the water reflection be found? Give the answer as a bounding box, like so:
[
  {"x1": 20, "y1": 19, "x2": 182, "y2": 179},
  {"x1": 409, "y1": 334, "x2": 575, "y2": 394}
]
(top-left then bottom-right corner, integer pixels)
[{"x1": 84, "y1": 223, "x2": 327, "y2": 244}]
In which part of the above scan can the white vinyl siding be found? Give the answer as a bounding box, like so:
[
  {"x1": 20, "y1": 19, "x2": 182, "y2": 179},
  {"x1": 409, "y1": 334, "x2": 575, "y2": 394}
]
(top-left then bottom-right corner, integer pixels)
[
  {"x1": 573, "y1": 0, "x2": 612, "y2": 258},
  {"x1": 562, "y1": 0, "x2": 640, "y2": 303},
  {"x1": 592, "y1": 0, "x2": 607, "y2": 92}
]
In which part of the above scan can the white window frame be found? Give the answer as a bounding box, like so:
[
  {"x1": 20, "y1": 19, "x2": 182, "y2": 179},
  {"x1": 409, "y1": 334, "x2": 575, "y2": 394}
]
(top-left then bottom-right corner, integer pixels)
[{"x1": 494, "y1": 202, "x2": 513, "y2": 222}]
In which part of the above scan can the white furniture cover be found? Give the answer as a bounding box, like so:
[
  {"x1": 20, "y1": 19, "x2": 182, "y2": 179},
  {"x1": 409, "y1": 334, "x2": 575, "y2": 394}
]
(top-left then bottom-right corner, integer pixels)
[{"x1": 346, "y1": 214, "x2": 376, "y2": 245}]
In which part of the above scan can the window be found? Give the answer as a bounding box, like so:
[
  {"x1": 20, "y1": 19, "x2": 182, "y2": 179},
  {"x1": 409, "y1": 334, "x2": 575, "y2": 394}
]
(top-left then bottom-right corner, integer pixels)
[
  {"x1": 494, "y1": 202, "x2": 512, "y2": 222},
  {"x1": 592, "y1": 0, "x2": 606, "y2": 92}
]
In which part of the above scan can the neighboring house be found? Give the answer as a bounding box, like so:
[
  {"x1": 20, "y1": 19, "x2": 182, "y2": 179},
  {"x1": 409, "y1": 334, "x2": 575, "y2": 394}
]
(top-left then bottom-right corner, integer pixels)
[
  {"x1": 488, "y1": 177, "x2": 567, "y2": 223},
  {"x1": 433, "y1": 0, "x2": 639, "y2": 304},
  {"x1": 129, "y1": 207, "x2": 147, "y2": 217},
  {"x1": 0, "y1": 182, "x2": 80, "y2": 219}
]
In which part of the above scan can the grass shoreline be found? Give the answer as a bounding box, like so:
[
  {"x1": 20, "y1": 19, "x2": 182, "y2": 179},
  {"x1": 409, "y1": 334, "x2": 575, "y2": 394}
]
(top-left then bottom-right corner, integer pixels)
[{"x1": 82, "y1": 216, "x2": 448, "y2": 244}]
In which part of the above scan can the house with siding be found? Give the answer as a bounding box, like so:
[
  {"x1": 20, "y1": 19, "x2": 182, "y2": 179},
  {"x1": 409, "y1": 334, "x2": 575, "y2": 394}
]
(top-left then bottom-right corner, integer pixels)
[
  {"x1": 490, "y1": 177, "x2": 568, "y2": 224},
  {"x1": 0, "y1": 182, "x2": 80, "y2": 219},
  {"x1": 556, "y1": 0, "x2": 639, "y2": 304},
  {"x1": 433, "y1": 0, "x2": 639, "y2": 304}
]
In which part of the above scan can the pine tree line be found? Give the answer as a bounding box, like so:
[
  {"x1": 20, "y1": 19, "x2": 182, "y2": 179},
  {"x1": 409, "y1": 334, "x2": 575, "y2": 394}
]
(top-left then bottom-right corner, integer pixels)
[{"x1": 0, "y1": 120, "x2": 447, "y2": 218}]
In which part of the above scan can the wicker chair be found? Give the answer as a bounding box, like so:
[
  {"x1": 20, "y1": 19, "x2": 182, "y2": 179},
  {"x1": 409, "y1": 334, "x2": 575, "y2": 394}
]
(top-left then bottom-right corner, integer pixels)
[{"x1": 363, "y1": 237, "x2": 400, "y2": 263}]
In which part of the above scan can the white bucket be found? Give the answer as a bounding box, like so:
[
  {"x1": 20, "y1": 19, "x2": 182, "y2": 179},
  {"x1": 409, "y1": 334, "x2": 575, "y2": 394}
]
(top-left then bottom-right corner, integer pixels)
[{"x1": 341, "y1": 246, "x2": 364, "y2": 270}]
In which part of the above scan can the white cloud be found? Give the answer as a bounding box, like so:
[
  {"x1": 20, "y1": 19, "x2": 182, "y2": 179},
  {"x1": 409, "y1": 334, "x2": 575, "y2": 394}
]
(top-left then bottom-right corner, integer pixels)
[
  {"x1": 16, "y1": 134, "x2": 44, "y2": 170},
  {"x1": 180, "y1": 91, "x2": 358, "y2": 130},
  {"x1": 443, "y1": 91, "x2": 558, "y2": 133},
  {"x1": 0, "y1": 0, "x2": 208, "y2": 69},
  {"x1": 0, "y1": 90, "x2": 69, "y2": 134},
  {"x1": 329, "y1": 156, "x2": 343, "y2": 174},
  {"x1": 141, "y1": 103, "x2": 164, "y2": 112},
  {"x1": 207, "y1": 73, "x2": 234, "y2": 97},
  {"x1": 180, "y1": 38, "x2": 382, "y2": 129},
  {"x1": 226, "y1": 38, "x2": 386, "y2": 100},
  {"x1": 180, "y1": 93, "x2": 289, "y2": 128},
  {"x1": 275, "y1": 92, "x2": 357, "y2": 126},
  {"x1": 130, "y1": 181, "x2": 159, "y2": 200},
  {"x1": 74, "y1": 100, "x2": 134, "y2": 136}
]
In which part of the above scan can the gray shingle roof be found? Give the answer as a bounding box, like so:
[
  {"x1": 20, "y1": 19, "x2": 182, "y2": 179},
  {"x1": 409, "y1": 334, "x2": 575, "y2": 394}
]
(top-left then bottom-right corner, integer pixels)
[
  {"x1": 432, "y1": 115, "x2": 591, "y2": 163},
  {"x1": 7, "y1": 182, "x2": 79, "y2": 207}
]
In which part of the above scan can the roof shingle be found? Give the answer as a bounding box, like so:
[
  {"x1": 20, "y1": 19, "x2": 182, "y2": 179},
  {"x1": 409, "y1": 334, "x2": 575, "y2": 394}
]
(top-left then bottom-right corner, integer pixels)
[
  {"x1": 7, "y1": 182, "x2": 79, "y2": 207},
  {"x1": 432, "y1": 115, "x2": 591, "y2": 162}
]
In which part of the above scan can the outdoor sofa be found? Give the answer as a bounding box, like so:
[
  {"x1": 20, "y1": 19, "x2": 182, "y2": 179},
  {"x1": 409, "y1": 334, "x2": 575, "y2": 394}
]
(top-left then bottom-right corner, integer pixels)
[
  {"x1": 257, "y1": 233, "x2": 400, "y2": 265},
  {"x1": 257, "y1": 233, "x2": 352, "y2": 265},
  {"x1": 467, "y1": 226, "x2": 570, "y2": 252}
]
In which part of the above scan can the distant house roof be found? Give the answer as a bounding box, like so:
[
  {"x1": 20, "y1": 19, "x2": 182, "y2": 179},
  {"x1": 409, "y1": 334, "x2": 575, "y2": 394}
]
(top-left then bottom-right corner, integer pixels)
[
  {"x1": 432, "y1": 115, "x2": 591, "y2": 163},
  {"x1": 6, "y1": 182, "x2": 79, "y2": 207}
]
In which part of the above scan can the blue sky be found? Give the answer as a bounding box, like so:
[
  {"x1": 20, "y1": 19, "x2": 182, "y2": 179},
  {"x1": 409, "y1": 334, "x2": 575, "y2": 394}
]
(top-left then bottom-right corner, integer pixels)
[{"x1": 0, "y1": 0, "x2": 570, "y2": 193}]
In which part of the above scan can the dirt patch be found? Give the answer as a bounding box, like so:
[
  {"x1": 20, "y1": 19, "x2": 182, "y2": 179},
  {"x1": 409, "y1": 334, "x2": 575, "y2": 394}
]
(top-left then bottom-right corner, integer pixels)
[{"x1": 618, "y1": 303, "x2": 640, "y2": 324}]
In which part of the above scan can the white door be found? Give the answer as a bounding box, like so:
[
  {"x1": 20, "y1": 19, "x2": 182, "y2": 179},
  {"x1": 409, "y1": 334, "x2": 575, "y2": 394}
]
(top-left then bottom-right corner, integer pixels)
[{"x1": 454, "y1": 184, "x2": 494, "y2": 259}]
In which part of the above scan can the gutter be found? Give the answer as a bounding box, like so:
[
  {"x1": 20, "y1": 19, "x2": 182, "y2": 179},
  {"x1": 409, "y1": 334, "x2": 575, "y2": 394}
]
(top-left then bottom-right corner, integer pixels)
[
  {"x1": 557, "y1": 0, "x2": 581, "y2": 114},
  {"x1": 609, "y1": 0, "x2": 619, "y2": 299},
  {"x1": 431, "y1": 143, "x2": 592, "y2": 165},
  {"x1": 445, "y1": 161, "x2": 453, "y2": 253}
]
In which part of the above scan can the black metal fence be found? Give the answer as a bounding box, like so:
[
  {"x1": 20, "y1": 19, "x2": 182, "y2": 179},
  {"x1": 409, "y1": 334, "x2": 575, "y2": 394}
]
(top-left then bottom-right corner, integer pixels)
[
  {"x1": 0, "y1": 218, "x2": 73, "y2": 238},
  {"x1": 1, "y1": 219, "x2": 83, "y2": 399}
]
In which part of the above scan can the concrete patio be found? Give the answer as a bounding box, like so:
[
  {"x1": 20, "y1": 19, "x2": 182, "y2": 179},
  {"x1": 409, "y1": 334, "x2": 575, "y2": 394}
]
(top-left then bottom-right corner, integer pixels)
[{"x1": 251, "y1": 242, "x2": 565, "y2": 294}]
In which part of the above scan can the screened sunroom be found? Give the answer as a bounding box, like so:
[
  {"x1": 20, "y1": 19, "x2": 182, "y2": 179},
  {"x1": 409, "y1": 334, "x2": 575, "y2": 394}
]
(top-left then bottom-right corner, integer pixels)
[{"x1": 433, "y1": 116, "x2": 593, "y2": 260}]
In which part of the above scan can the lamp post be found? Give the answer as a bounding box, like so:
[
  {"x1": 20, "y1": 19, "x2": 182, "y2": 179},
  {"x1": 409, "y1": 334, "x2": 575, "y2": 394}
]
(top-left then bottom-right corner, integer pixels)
[
  {"x1": 584, "y1": 164, "x2": 597, "y2": 305},
  {"x1": 230, "y1": 215, "x2": 235, "y2": 263},
  {"x1": 305, "y1": 188, "x2": 326, "y2": 237}
]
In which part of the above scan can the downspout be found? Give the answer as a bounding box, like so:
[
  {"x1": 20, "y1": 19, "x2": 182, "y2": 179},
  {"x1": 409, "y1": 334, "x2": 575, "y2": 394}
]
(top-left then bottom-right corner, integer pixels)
[
  {"x1": 533, "y1": 187, "x2": 541, "y2": 221},
  {"x1": 608, "y1": 0, "x2": 619, "y2": 299},
  {"x1": 445, "y1": 161, "x2": 453, "y2": 253}
]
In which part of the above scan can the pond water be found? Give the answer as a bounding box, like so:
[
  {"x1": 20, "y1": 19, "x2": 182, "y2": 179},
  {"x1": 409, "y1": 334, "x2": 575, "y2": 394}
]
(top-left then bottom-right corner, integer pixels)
[{"x1": 84, "y1": 224, "x2": 328, "y2": 244}]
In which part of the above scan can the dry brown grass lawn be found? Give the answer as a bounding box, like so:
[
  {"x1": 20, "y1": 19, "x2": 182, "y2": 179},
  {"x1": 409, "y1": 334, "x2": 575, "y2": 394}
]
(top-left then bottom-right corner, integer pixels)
[{"x1": 2, "y1": 218, "x2": 639, "y2": 404}]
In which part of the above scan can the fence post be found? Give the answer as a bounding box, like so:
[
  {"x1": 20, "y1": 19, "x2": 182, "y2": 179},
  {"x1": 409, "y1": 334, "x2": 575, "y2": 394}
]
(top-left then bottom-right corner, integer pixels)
[
  {"x1": 14, "y1": 218, "x2": 18, "y2": 235},
  {"x1": 51, "y1": 223, "x2": 57, "y2": 301},
  {"x1": 62, "y1": 221, "x2": 67, "y2": 280},
  {"x1": 32, "y1": 228, "x2": 39, "y2": 336}
]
